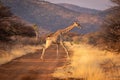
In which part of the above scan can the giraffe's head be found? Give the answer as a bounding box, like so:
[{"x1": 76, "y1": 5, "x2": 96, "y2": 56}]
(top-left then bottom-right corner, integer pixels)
[{"x1": 73, "y1": 22, "x2": 82, "y2": 29}]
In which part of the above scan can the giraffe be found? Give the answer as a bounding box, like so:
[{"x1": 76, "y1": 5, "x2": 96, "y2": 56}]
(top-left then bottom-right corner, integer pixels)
[{"x1": 40, "y1": 22, "x2": 82, "y2": 60}]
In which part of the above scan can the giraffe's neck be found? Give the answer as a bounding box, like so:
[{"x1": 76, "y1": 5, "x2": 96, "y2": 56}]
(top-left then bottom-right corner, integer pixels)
[
  {"x1": 61, "y1": 24, "x2": 76, "y2": 34},
  {"x1": 50, "y1": 24, "x2": 76, "y2": 39}
]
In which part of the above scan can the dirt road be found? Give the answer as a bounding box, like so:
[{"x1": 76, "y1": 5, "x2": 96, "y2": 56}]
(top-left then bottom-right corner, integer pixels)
[{"x1": 0, "y1": 46, "x2": 68, "y2": 80}]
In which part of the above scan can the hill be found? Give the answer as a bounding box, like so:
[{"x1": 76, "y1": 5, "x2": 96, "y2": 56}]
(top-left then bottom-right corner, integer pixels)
[
  {"x1": 1, "y1": 0, "x2": 103, "y2": 34},
  {"x1": 58, "y1": 3, "x2": 102, "y2": 15}
]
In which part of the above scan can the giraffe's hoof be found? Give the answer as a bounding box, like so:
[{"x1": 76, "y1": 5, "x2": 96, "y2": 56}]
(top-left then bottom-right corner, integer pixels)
[
  {"x1": 40, "y1": 57, "x2": 44, "y2": 60},
  {"x1": 67, "y1": 57, "x2": 70, "y2": 60}
]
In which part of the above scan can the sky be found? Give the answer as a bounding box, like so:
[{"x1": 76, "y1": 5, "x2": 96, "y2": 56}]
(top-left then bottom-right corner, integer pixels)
[{"x1": 45, "y1": 0, "x2": 114, "y2": 10}]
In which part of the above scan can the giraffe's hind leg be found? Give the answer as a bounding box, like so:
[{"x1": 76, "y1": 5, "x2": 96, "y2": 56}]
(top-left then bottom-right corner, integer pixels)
[
  {"x1": 40, "y1": 40, "x2": 52, "y2": 60},
  {"x1": 40, "y1": 47, "x2": 46, "y2": 60},
  {"x1": 56, "y1": 44, "x2": 59, "y2": 57}
]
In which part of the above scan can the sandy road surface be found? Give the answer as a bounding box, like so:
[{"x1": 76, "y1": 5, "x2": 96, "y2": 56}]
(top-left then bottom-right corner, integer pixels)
[{"x1": 0, "y1": 46, "x2": 68, "y2": 80}]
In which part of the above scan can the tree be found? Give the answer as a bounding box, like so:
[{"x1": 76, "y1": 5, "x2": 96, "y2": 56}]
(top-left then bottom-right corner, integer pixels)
[
  {"x1": 0, "y1": 1, "x2": 12, "y2": 18},
  {"x1": 102, "y1": 0, "x2": 120, "y2": 52},
  {"x1": 32, "y1": 24, "x2": 39, "y2": 41}
]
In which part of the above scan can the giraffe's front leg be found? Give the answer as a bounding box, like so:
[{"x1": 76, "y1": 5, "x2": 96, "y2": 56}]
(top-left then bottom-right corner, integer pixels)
[{"x1": 60, "y1": 41, "x2": 70, "y2": 59}]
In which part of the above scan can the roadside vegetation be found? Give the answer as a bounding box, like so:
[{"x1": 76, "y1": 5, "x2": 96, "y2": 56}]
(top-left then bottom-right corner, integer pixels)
[{"x1": 53, "y1": 0, "x2": 120, "y2": 80}]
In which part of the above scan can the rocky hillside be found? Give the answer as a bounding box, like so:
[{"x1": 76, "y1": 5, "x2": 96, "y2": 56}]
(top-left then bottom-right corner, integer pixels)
[{"x1": 1, "y1": 0, "x2": 103, "y2": 34}]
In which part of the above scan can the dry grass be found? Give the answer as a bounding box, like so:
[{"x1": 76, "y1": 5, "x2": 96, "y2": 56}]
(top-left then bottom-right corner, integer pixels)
[
  {"x1": 0, "y1": 44, "x2": 42, "y2": 65},
  {"x1": 0, "y1": 36, "x2": 45, "y2": 65},
  {"x1": 53, "y1": 42, "x2": 120, "y2": 80}
]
